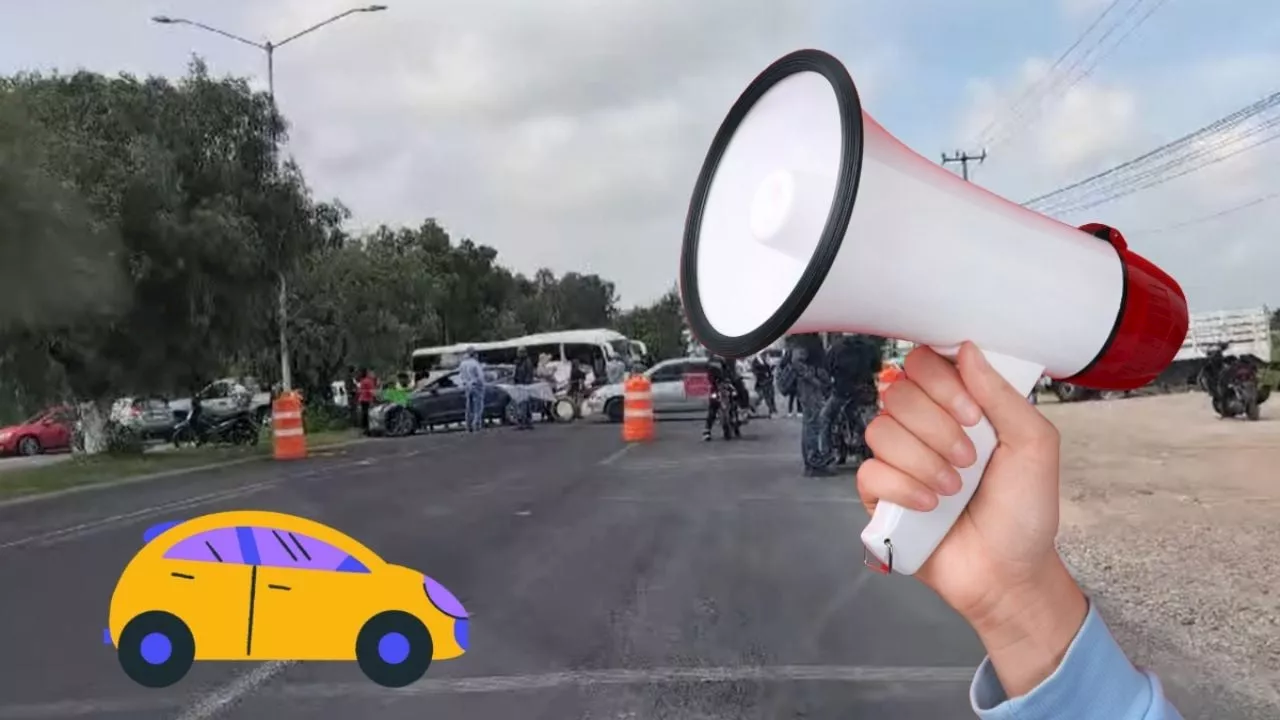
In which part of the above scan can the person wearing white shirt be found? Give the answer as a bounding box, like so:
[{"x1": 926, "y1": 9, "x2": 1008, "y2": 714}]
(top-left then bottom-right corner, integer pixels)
[{"x1": 457, "y1": 347, "x2": 486, "y2": 432}]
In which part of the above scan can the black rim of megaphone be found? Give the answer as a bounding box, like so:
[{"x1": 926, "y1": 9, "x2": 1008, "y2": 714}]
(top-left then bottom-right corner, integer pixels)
[{"x1": 680, "y1": 48, "x2": 864, "y2": 359}]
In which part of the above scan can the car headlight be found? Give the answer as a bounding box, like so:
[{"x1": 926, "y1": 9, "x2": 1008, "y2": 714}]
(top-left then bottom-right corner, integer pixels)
[
  {"x1": 424, "y1": 575, "x2": 468, "y2": 619},
  {"x1": 0, "y1": 431, "x2": 11, "y2": 442}
]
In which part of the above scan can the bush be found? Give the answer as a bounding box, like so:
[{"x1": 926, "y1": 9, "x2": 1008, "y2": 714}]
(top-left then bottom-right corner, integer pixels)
[
  {"x1": 303, "y1": 402, "x2": 352, "y2": 433},
  {"x1": 104, "y1": 421, "x2": 146, "y2": 456}
]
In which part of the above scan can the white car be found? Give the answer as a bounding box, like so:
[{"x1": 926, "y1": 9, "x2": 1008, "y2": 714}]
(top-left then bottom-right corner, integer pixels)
[{"x1": 585, "y1": 357, "x2": 760, "y2": 423}]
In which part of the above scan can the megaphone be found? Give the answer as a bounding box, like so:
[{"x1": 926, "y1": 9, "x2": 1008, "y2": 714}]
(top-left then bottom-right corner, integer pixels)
[{"x1": 678, "y1": 49, "x2": 1188, "y2": 577}]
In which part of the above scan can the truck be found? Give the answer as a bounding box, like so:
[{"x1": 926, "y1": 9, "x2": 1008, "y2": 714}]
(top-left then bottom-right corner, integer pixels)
[
  {"x1": 168, "y1": 377, "x2": 274, "y2": 425},
  {"x1": 1052, "y1": 306, "x2": 1276, "y2": 402}
]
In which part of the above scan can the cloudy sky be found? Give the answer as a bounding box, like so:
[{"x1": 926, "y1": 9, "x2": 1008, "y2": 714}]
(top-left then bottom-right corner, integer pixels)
[{"x1": 2, "y1": 0, "x2": 1277, "y2": 312}]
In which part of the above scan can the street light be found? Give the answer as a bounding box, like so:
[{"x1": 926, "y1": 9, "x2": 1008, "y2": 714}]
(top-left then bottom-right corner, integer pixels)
[{"x1": 152, "y1": 5, "x2": 388, "y2": 392}]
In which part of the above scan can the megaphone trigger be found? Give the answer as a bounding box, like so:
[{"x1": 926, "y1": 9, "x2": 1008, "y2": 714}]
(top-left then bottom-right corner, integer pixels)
[{"x1": 859, "y1": 347, "x2": 1045, "y2": 577}]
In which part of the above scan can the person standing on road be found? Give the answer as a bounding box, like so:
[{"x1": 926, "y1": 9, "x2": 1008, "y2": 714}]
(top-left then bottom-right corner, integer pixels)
[
  {"x1": 791, "y1": 337, "x2": 834, "y2": 476},
  {"x1": 356, "y1": 368, "x2": 377, "y2": 436},
  {"x1": 859, "y1": 343, "x2": 1183, "y2": 719},
  {"x1": 819, "y1": 335, "x2": 881, "y2": 469},
  {"x1": 458, "y1": 347, "x2": 486, "y2": 432},
  {"x1": 750, "y1": 353, "x2": 777, "y2": 418},
  {"x1": 778, "y1": 348, "x2": 800, "y2": 417},
  {"x1": 512, "y1": 346, "x2": 536, "y2": 430}
]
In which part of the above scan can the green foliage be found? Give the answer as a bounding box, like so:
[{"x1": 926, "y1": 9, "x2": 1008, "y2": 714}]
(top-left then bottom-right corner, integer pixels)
[
  {"x1": 616, "y1": 286, "x2": 686, "y2": 361},
  {"x1": 0, "y1": 58, "x2": 682, "y2": 416}
]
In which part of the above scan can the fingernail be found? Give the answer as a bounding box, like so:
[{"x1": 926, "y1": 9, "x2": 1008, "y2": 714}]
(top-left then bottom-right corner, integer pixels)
[
  {"x1": 937, "y1": 468, "x2": 962, "y2": 496},
  {"x1": 969, "y1": 344, "x2": 992, "y2": 371},
  {"x1": 950, "y1": 440, "x2": 974, "y2": 468},
  {"x1": 953, "y1": 396, "x2": 982, "y2": 426}
]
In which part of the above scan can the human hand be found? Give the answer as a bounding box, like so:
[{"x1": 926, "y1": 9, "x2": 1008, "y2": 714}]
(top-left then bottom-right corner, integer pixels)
[{"x1": 856, "y1": 342, "x2": 1087, "y2": 696}]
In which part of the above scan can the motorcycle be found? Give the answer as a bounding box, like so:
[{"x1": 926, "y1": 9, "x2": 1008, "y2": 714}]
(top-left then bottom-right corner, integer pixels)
[
  {"x1": 1198, "y1": 343, "x2": 1262, "y2": 421},
  {"x1": 173, "y1": 402, "x2": 261, "y2": 448},
  {"x1": 711, "y1": 379, "x2": 746, "y2": 440},
  {"x1": 829, "y1": 398, "x2": 874, "y2": 466}
]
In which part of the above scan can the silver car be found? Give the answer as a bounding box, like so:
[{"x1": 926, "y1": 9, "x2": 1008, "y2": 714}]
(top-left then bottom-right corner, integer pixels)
[
  {"x1": 585, "y1": 357, "x2": 761, "y2": 422},
  {"x1": 110, "y1": 397, "x2": 174, "y2": 440}
]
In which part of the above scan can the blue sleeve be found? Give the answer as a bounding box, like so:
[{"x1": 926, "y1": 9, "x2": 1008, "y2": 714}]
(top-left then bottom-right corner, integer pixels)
[{"x1": 970, "y1": 599, "x2": 1183, "y2": 720}]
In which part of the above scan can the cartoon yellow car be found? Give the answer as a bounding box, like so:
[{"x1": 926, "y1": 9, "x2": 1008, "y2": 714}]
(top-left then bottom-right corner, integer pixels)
[{"x1": 104, "y1": 510, "x2": 469, "y2": 689}]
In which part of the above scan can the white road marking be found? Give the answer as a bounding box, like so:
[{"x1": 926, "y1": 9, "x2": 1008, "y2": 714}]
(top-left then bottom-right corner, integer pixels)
[
  {"x1": 172, "y1": 661, "x2": 295, "y2": 720},
  {"x1": 276, "y1": 665, "x2": 977, "y2": 698},
  {"x1": 0, "y1": 482, "x2": 281, "y2": 551},
  {"x1": 599, "y1": 495, "x2": 863, "y2": 505},
  {"x1": 598, "y1": 444, "x2": 636, "y2": 466},
  {"x1": 0, "y1": 665, "x2": 975, "y2": 718}
]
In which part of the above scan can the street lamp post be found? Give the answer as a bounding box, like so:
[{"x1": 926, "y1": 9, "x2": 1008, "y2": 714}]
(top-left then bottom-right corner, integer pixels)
[{"x1": 152, "y1": 5, "x2": 388, "y2": 393}]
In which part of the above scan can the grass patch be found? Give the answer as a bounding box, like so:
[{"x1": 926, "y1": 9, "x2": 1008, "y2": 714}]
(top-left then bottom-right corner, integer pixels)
[{"x1": 0, "y1": 428, "x2": 363, "y2": 500}]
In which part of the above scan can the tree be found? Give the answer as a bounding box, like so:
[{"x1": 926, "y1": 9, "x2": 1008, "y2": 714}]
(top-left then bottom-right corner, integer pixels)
[
  {"x1": 617, "y1": 286, "x2": 686, "y2": 362},
  {"x1": 0, "y1": 60, "x2": 341, "y2": 449}
]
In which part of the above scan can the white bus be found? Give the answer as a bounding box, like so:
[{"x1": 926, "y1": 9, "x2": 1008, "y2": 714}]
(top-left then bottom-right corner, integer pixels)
[{"x1": 410, "y1": 329, "x2": 646, "y2": 383}]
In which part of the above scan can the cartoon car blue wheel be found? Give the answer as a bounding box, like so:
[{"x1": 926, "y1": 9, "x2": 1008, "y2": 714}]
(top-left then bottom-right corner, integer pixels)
[
  {"x1": 355, "y1": 610, "x2": 434, "y2": 688},
  {"x1": 117, "y1": 611, "x2": 196, "y2": 688}
]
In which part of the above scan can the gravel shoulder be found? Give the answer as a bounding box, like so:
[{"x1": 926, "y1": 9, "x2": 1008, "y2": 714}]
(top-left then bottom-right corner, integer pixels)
[{"x1": 1044, "y1": 392, "x2": 1280, "y2": 718}]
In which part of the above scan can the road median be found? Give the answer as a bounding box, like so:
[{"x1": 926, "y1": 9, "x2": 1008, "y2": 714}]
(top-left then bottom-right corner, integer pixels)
[{"x1": 0, "y1": 429, "x2": 364, "y2": 504}]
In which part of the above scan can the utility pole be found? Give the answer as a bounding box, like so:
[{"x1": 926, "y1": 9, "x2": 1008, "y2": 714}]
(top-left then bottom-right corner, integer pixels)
[
  {"x1": 152, "y1": 6, "x2": 388, "y2": 393},
  {"x1": 941, "y1": 149, "x2": 987, "y2": 181}
]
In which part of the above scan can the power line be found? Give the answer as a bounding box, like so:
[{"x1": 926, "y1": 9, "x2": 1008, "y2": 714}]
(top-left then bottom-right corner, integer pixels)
[
  {"x1": 1134, "y1": 190, "x2": 1280, "y2": 235},
  {"x1": 1022, "y1": 88, "x2": 1280, "y2": 211},
  {"x1": 1037, "y1": 114, "x2": 1280, "y2": 214},
  {"x1": 1047, "y1": 0, "x2": 1173, "y2": 108},
  {"x1": 973, "y1": 0, "x2": 1125, "y2": 148},
  {"x1": 1048, "y1": 126, "x2": 1280, "y2": 214},
  {"x1": 987, "y1": 0, "x2": 1166, "y2": 150}
]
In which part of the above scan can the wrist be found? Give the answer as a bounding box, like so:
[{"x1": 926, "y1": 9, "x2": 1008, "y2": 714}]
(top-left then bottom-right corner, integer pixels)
[{"x1": 968, "y1": 556, "x2": 1089, "y2": 698}]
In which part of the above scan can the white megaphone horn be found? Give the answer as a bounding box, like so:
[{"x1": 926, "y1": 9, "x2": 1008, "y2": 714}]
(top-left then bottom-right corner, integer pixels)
[{"x1": 678, "y1": 49, "x2": 1189, "y2": 577}]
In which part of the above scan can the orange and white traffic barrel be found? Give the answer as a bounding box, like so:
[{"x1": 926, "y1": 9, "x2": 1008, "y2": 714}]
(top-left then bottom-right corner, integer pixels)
[
  {"x1": 272, "y1": 391, "x2": 307, "y2": 460},
  {"x1": 622, "y1": 374, "x2": 655, "y2": 442}
]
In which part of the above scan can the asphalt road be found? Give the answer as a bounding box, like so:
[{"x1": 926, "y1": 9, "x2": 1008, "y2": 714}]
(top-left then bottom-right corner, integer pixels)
[{"x1": 0, "y1": 419, "x2": 1230, "y2": 719}]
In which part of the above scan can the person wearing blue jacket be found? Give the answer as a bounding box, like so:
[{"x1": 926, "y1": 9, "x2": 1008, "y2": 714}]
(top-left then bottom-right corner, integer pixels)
[{"x1": 858, "y1": 342, "x2": 1183, "y2": 720}]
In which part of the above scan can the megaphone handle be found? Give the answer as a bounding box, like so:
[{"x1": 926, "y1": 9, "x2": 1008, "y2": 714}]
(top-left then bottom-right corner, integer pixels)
[{"x1": 860, "y1": 347, "x2": 1045, "y2": 576}]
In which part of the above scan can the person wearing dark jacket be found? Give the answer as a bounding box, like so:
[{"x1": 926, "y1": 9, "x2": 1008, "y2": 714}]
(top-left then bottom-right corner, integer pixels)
[
  {"x1": 750, "y1": 354, "x2": 777, "y2": 418},
  {"x1": 512, "y1": 346, "x2": 536, "y2": 430},
  {"x1": 792, "y1": 336, "x2": 834, "y2": 475},
  {"x1": 819, "y1": 335, "x2": 882, "y2": 468},
  {"x1": 702, "y1": 354, "x2": 750, "y2": 441}
]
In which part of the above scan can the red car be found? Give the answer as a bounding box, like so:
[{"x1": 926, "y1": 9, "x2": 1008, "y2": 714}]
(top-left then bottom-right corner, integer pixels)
[{"x1": 0, "y1": 406, "x2": 75, "y2": 457}]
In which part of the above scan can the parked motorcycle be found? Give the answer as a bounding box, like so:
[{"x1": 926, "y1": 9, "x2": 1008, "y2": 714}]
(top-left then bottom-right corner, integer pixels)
[
  {"x1": 1197, "y1": 343, "x2": 1262, "y2": 421},
  {"x1": 173, "y1": 406, "x2": 261, "y2": 447}
]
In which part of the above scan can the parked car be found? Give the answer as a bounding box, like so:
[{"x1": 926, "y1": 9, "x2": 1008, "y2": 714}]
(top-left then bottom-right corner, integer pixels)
[
  {"x1": 584, "y1": 357, "x2": 761, "y2": 423},
  {"x1": 0, "y1": 405, "x2": 75, "y2": 456},
  {"x1": 170, "y1": 378, "x2": 272, "y2": 425},
  {"x1": 110, "y1": 397, "x2": 175, "y2": 440}
]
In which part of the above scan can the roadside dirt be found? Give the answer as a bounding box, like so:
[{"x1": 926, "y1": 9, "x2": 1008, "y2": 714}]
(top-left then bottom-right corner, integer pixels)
[{"x1": 1044, "y1": 392, "x2": 1280, "y2": 717}]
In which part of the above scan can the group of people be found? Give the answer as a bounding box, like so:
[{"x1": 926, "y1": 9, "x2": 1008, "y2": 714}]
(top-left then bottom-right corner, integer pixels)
[
  {"x1": 774, "y1": 334, "x2": 886, "y2": 477},
  {"x1": 695, "y1": 334, "x2": 883, "y2": 478},
  {"x1": 345, "y1": 367, "x2": 413, "y2": 436}
]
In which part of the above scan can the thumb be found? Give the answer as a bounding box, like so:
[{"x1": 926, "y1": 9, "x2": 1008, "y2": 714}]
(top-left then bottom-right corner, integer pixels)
[{"x1": 956, "y1": 342, "x2": 1053, "y2": 448}]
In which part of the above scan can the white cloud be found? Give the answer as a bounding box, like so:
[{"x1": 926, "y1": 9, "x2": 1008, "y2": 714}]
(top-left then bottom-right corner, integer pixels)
[
  {"x1": 226, "y1": 0, "x2": 875, "y2": 306},
  {"x1": 954, "y1": 52, "x2": 1280, "y2": 312}
]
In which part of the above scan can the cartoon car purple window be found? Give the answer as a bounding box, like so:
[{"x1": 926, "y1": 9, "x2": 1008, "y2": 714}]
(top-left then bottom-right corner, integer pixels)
[
  {"x1": 163, "y1": 527, "x2": 246, "y2": 564},
  {"x1": 249, "y1": 527, "x2": 368, "y2": 573}
]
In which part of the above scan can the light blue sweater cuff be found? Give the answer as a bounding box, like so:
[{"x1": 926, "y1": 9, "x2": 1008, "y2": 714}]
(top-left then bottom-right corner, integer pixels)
[{"x1": 969, "y1": 599, "x2": 1182, "y2": 719}]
